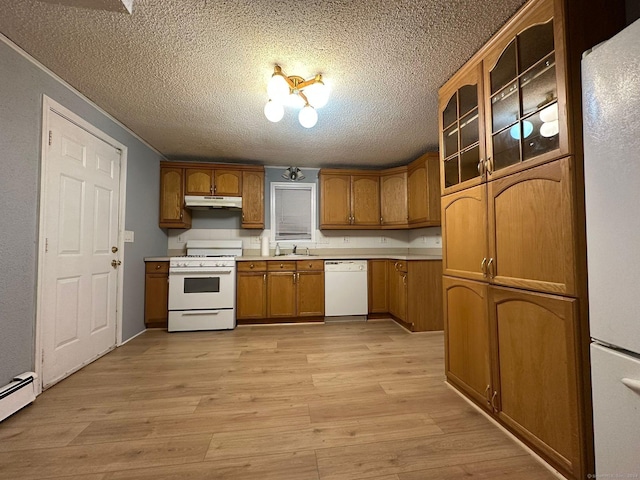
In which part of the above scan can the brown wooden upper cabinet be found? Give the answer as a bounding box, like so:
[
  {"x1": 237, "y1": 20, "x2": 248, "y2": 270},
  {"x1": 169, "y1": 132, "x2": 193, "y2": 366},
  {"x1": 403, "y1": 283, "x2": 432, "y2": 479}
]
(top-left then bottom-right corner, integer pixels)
[
  {"x1": 159, "y1": 166, "x2": 191, "y2": 228},
  {"x1": 439, "y1": 0, "x2": 568, "y2": 195},
  {"x1": 241, "y1": 169, "x2": 264, "y2": 229},
  {"x1": 380, "y1": 167, "x2": 408, "y2": 227},
  {"x1": 408, "y1": 153, "x2": 441, "y2": 226},
  {"x1": 185, "y1": 167, "x2": 242, "y2": 196},
  {"x1": 319, "y1": 170, "x2": 381, "y2": 228}
]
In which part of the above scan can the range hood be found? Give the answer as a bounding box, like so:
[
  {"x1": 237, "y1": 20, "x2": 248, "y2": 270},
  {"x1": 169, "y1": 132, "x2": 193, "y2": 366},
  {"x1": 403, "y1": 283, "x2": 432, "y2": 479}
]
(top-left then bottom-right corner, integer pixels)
[{"x1": 184, "y1": 195, "x2": 242, "y2": 209}]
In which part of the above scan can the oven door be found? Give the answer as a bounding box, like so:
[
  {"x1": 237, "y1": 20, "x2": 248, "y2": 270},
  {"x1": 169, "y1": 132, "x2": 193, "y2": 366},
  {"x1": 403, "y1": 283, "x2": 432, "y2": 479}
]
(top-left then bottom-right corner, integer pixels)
[{"x1": 168, "y1": 267, "x2": 236, "y2": 311}]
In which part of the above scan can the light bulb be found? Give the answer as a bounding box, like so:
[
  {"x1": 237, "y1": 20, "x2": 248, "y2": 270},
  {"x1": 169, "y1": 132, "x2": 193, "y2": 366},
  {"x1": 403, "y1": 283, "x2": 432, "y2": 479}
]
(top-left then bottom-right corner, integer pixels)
[
  {"x1": 539, "y1": 103, "x2": 558, "y2": 123},
  {"x1": 298, "y1": 105, "x2": 318, "y2": 128},
  {"x1": 540, "y1": 119, "x2": 559, "y2": 138},
  {"x1": 264, "y1": 100, "x2": 284, "y2": 122},
  {"x1": 267, "y1": 74, "x2": 290, "y2": 103},
  {"x1": 304, "y1": 80, "x2": 330, "y2": 108}
]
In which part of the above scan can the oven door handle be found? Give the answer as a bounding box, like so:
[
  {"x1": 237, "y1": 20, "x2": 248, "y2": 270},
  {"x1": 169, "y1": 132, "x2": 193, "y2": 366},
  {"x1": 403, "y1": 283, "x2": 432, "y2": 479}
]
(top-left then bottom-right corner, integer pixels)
[
  {"x1": 180, "y1": 310, "x2": 224, "y2": 315},
  {"x1": 169, "y1": 268, "x2": 234, "y2": 275}
]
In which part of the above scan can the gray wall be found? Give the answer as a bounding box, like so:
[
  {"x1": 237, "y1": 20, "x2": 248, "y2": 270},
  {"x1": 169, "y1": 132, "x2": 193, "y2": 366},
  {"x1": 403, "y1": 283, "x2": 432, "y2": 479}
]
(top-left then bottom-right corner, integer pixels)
[{"x1": 0, "y1": 38, "x2": 167, "y2": 386}]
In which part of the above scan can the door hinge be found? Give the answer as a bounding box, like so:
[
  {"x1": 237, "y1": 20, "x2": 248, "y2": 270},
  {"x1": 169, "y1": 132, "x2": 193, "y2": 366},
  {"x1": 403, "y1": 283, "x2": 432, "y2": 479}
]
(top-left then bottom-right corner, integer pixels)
[
  {"x1": 48, "y1": 130, "x2": 53, "y2": 146},
  {"x1": 45, "y1": 237, "x2": 49, "y2": 253}
]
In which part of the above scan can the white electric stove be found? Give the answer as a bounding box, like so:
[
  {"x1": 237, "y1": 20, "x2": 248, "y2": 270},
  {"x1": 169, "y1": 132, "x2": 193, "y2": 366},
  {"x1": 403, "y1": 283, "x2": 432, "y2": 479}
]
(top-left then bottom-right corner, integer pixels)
[{"x1": 168, "y1": 240, "x2": 242, "y2": 332}]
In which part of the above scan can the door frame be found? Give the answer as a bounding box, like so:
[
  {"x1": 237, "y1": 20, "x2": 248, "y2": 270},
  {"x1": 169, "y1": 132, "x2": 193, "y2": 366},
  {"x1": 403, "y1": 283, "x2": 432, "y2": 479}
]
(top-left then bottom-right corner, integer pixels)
[{"x1": 34, "y1": 95, "x2": 128, "y2": 394}]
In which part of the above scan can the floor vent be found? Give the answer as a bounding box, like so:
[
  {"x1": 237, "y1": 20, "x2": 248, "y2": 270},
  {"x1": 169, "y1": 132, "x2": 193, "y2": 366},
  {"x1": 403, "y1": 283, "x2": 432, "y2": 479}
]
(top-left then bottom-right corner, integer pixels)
[{"x1": 0, "y1": 372, "x2": 37, "y2": 422}]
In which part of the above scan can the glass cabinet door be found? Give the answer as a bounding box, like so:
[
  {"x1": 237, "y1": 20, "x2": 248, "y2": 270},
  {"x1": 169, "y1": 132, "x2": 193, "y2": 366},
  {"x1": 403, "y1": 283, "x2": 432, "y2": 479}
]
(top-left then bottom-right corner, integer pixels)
[
  {"x1": 485, "y1": 15, "x2": 563, "y2": 177},
  {"x1": 439, "y1": 63, "x2": 485, "y2": 194}
]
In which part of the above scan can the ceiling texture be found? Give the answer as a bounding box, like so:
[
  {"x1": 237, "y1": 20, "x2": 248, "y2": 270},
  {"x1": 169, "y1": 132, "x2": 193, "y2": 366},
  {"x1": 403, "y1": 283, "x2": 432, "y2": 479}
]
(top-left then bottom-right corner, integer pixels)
[{"x1": 0, "y1": 0, "x2": 528, "y2": 168}]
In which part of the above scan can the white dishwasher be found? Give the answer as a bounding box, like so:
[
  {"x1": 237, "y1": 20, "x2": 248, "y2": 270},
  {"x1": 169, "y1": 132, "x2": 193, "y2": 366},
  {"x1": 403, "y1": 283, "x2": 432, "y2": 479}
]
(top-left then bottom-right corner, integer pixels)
[{"x1": 324, "y1": 260, "x2": 368, "y2": 320}]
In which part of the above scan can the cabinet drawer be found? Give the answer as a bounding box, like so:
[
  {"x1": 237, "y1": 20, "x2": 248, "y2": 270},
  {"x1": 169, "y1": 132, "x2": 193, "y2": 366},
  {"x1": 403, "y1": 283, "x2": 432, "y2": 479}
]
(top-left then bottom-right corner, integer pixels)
[
  {"x1": 296, "y1": 259, "x2": 324, "y2": 271},
  {"x1": 145, "y1": 261, "x2": 169, "y2": 274},
  {"x1": 268, "y1": 261, "x2": 296, "y2": 271},
  {"x1": 237, "y1": 261, "x2": 267, "y2": 272}
]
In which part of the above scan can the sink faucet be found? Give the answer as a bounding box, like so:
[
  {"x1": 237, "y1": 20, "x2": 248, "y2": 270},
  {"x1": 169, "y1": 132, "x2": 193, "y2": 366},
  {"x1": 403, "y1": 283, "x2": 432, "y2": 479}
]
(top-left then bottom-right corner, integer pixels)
[{"x1": 292, "y1": 244, "x2": 297, "y2": 254}]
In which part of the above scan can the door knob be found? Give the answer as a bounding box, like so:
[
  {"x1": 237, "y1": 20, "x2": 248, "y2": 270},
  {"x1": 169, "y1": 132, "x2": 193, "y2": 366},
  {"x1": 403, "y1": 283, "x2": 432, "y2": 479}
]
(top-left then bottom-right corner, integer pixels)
[
  {"x1": 111, "y1": 259, "x2": 122, "y2": 269},
  {"x1": 112, "y1": 246, "x2": 118, "y2": 253}
]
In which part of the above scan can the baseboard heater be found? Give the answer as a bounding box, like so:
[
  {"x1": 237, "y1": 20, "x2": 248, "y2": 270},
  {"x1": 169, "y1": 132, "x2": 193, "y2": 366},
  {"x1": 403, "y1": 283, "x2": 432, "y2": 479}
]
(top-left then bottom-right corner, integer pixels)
[{"x1": 0, "y1": 372, "x2": 37, "y2": 422}]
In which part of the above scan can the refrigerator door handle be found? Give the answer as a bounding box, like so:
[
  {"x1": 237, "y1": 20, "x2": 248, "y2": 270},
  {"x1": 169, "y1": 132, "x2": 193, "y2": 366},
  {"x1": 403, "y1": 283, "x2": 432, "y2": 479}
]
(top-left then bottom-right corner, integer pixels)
[{"x1": 621, "y1": 378, "x2": 640, "y2": 395}]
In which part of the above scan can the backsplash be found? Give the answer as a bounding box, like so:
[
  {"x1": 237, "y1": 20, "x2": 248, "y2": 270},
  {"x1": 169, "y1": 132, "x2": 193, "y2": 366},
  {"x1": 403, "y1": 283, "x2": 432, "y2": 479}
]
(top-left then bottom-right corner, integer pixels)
[{"x1": 167, "y1": 227, "x2": 442, "y2": 254}]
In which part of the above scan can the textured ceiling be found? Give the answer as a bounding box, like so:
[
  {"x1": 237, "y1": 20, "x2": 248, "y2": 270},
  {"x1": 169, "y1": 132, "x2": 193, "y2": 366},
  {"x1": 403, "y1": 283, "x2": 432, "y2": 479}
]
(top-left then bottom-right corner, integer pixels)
[{"x1": 0, "y1": 0, "x2": 527, "y2": 168}]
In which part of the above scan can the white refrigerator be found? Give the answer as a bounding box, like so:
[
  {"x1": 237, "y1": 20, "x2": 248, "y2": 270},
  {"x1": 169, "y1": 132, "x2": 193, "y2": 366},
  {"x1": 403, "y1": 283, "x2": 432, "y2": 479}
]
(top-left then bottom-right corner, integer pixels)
[{"x1": 582, "y1": 19, "x2": 640, "y2": 476}]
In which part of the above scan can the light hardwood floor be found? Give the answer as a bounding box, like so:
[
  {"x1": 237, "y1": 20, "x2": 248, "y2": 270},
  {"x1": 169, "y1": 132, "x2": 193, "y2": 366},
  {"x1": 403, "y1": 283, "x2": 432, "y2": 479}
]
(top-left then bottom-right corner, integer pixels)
[{"x1": 0, "y1": 320, "x2": 558, "y2": 479}]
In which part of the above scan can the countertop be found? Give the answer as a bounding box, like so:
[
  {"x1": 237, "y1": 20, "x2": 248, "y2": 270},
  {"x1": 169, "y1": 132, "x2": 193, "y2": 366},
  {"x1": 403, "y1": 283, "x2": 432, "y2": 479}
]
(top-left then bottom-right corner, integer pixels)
[{"x1": 144, "y1": 251, "x2": 442, "y2": 262}]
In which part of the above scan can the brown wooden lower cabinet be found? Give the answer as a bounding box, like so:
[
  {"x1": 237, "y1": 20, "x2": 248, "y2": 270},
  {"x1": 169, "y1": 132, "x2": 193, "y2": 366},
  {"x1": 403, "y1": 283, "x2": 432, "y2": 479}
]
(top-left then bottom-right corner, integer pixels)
[
  {"x1": 444, "y1": 277, "x2": 584, "y2": 479},
  {"x1": 367, "y1": 260, "x2": 388, "y2": 313},
  {"x1": 236, "y1": 261, "x2": 267, "y2": 319},
  {"x1": 144, "y1": 261, "x2": 169, "y2": 329},
  {"x1": 237, "y1": 259, "x2": 324, "y2": 323},
  {"x1": 369, "y1": 259, "x2": 443, "y2": 332}
]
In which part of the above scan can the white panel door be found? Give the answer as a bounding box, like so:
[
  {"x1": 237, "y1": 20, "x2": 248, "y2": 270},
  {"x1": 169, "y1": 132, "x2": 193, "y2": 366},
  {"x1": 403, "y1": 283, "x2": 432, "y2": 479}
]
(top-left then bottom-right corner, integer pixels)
[{"x1": 41, "y1": 111, "x2": 121, "y2": 388}]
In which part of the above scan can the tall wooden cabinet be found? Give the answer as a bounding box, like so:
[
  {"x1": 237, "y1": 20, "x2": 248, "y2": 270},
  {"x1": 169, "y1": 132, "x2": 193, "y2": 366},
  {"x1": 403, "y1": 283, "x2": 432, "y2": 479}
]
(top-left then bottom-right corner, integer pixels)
[
  {"x1": 439, "y1": 0, "x2": 625, "y2": 478},
  {"x1": 407, "y1": 153, "x2": 441, "y2": 227}
]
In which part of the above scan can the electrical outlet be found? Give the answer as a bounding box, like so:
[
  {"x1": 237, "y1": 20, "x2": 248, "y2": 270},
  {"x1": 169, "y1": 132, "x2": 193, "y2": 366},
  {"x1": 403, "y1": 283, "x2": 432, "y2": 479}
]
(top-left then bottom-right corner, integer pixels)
[
  {"x1": 422, "y1": 236, "x2": 428, "y2": 243},
  {"x1": 343, "y1": 236, "x2": 350, "y2": 243},
  {"x1": 177, "y1": 234, "x2": 184, "y2": 243},
  {"x1": 379, "y1": 236, "x2": 387, "y2": 243},
  {"x1": 435, "y1": 237, "x2": 442, "y2": 245},
  {"x1": 251, "y1": 236, "x2": 261, "y2": 244}
]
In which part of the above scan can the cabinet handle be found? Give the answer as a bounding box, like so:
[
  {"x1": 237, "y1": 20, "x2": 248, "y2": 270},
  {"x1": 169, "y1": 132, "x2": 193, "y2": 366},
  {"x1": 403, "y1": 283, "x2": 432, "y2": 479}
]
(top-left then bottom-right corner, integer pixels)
[
  {"x1": 293, "y1": 272, "x2": 297, "y2": 284},
  {"x1": 486, "y1": 156, "x2": 493, "y2": 175},
  {"x1": 394, "y1": 261, "x2": 400, "y2": 271},
  {"x1": 487, "y1": 258, "x2": 494, "y2": 278},
  {"x1": 481, "y1": 258, "x2": 487, "y2": 277},
  {"x1": 263, "y1": 273, "x2": 266, "y2": 283},
  {"x1": 491, "y1": 390, "x2": 498, "y2": 411},
  {"x1": 381, "y1": 216, "x2": 384, "y2": 225},
  {"x1": 250, "y1": 263, "x2": 255, "y2": 269},
  {"x1": 242, "y1": 212, "x2": 245, "y2": 221},
  {"x1": 156, "y1": 264, "x2": 161, "y2": 270},
  {"x1": 210, "y1": 185, "x2": 213, "y2": 194},
  {"x1": 477, "y1": 158, "x2": 485, "y2": 176},
  {"x1": 180, "y1": 211, "x2": 183, "y2": 219},
  {"x1": 213, "y1": 184, "x2": 217, "y2": 194},
  {"x1": 484, "y1": 385, "x2": 491, "y2": 406},
  {"x1": 280, "y1": 263, "x2": 284, "y2": 268},
  {"x1": 402, "y1": 274, "x2": 407, "y2": 286}
]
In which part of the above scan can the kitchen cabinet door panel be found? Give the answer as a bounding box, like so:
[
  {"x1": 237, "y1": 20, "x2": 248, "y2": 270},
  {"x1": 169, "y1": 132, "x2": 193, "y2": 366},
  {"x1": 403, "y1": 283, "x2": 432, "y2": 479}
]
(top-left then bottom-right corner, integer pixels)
[
  {"x1": 320, "y1": 174, "x2": 351, "y2": 227},
  {"x1": 214, "y1": 169, "x2": 242, "y2": 196},
  {"x1": 380, "y1": 170, "x2": 408, "y2": 227},
  {"x1": 297, "y1": 271, "x2": 324, "y2": 317},
  {"x1": 241, "y1": 170, "x2": 264, "y2": 228},
  {"x1": 352, "y1": 175, "x2": 380, "y2": 226},
  {"x1": 159, "y1": 167, "x2": 191, "y2": 228},
  {"x1": 488, "y1": 157, "x2": 576, "y2": 295},
  {"x1": 441, "y1": 185, "x2": 488, "y2": 281},
  {"x1": 267, "y1": 272, "x2": 296, "y2": 318},
  {"x1": 237, "y1": 272, "x2": 267, "y2": 319},
  {"x1": 185, "y1": 168, "x2": 213, "y2": 195},
  {"x1": 368, "y1": 260, "x2": 388, "y2": 314},
  {"x1": 490, "y1": 286, "x2": 580, "y2": 476},
  {"x1": 444, "y1": 276, "x2": 491, "y2": 411}
]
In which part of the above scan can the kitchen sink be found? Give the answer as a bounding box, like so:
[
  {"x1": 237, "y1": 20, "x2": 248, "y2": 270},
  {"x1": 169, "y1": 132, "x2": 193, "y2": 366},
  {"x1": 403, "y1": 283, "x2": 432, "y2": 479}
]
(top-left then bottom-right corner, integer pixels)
[{"x1": 283, "y1": 253, "x2": 317, "y2": 257}]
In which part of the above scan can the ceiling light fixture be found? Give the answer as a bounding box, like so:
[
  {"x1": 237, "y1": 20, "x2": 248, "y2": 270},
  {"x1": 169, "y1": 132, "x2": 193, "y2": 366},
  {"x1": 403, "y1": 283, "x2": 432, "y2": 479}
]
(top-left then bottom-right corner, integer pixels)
[
  {"x1": 282, "y1": 167, "x2": 305, "y2": 181},
  {"x1": 264, "y1": 65, "x2": 329, "y2": 129}
]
